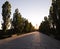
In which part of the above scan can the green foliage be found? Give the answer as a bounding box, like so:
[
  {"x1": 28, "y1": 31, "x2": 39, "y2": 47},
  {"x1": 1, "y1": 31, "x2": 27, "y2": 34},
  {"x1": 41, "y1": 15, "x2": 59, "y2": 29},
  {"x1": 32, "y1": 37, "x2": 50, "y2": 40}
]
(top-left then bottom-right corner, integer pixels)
[
  {"x1": 13, "y1": 9, "x2": 23, "y2": 33},
  {"x1": 2, "y1": 1, "x2": 11, "y2": 32},
  {"x1": 39, "y1": 0, "x2": 60, "y2": 40},
  {"x1": 0, "y1": 1, "x2": 35, "y2": 39},
  {"x1": 39, "y1": 16, "x2": 50, "y2": 35},
  {"x1": 12, "y1": 9, "x2": 35, "y2": 34},
  {"x1": 23, "y1": 20, "x2": 34, "y2": 32},
  {"x1": 49, "y1": 0, "x2": 60, "y2": 40}
]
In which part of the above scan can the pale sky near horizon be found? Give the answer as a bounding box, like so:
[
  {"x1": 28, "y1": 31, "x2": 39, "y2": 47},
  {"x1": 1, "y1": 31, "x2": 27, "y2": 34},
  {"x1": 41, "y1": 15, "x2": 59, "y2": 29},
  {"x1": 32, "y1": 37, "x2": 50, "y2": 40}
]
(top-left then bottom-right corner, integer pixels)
[{"x1": 0, "y1": 0, "x2": 51, "y2": 29}]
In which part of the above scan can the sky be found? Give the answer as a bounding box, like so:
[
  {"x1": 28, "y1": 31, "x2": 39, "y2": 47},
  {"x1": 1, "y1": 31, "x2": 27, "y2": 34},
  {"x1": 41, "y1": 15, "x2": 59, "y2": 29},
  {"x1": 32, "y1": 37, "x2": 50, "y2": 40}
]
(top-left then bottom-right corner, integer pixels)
[{"x1": 0, "y1": 0, "x2": 51, "y2": 29}]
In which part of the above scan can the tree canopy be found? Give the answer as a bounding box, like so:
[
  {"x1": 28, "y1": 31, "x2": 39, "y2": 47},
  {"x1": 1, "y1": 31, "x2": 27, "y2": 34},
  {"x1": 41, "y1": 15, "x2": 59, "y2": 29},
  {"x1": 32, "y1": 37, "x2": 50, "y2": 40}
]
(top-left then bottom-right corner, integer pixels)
[
  {"x1": 2, "y1": 1, "x2": 11, "y2": 32},
  {"x1": 39, "y1": 0, "x2": 60, "y2": 40},
  {"x1": 0, "y1": 1, "x2": 35, "y2": 39}
]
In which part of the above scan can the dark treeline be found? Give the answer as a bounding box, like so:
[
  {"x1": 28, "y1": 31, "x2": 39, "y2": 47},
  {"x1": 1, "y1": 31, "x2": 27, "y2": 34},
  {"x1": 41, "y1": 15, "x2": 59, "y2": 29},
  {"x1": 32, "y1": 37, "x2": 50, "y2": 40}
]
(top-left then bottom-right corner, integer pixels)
[
  {"x1": 39, "y1": 0, "x2": 60, "y2": 40},
  {"x1": 0, "y1": 1, "x2": 35, "y2": 39}
]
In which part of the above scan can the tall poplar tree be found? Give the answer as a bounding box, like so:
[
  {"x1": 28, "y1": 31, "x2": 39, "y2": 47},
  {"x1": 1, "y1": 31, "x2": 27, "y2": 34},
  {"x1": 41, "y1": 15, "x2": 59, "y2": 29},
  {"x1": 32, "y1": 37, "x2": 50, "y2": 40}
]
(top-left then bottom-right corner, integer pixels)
[
  {"x1": 49, "y1": 0, "x2": 60, "y2": 39},
  {"x1": 13, "y1": 9, "x2": 24, "y2": 33},
  {"x1": 2, "y1": 1, "x2": 11, "y2": 32}
]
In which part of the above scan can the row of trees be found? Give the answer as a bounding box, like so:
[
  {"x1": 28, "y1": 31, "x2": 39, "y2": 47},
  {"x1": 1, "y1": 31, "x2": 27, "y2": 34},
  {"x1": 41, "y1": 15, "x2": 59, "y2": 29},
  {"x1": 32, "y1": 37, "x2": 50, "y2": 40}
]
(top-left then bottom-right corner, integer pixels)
[
  {"x1": 0, "y1": 1, "x2": 35, "y2": 39},
  {"x1": 39, "y1": 0, "x2": 60, "y2": 40},
  {"x1": 12, "y1": 9, "x2": 34, "y2": 34}
]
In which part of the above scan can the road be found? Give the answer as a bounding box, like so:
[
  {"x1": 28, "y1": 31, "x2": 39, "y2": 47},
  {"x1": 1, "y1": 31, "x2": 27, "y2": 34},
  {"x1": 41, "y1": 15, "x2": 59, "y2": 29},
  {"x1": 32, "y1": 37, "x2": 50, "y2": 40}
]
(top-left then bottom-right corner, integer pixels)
[{"x1": 0, "y1": 31, "x2": 60, "y2": 49}]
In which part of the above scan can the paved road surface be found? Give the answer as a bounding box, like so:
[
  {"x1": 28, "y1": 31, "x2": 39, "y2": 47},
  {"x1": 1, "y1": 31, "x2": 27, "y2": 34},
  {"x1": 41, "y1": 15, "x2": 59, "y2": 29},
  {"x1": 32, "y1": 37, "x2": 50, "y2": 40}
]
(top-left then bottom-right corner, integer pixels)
[{"x1": 0, "y1": 31, "x2": 60, "y2": 49}]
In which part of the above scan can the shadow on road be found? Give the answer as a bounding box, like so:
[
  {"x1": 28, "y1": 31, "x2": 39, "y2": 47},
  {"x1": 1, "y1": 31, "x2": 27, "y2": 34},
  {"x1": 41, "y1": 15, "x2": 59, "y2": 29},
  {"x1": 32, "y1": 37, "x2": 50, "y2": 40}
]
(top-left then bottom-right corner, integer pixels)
[{"x1": 0, "y1": 31, "x2": 60, "y2": 49}]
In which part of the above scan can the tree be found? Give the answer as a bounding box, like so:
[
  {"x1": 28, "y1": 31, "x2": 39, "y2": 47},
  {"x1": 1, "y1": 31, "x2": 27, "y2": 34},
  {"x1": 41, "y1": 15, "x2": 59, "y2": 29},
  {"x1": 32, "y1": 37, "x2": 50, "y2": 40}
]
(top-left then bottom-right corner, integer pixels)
[
  {"x1": 23, "y1": 20, "x2": 29, "y2": 32},
  {"x1": 23, "y1": 20, "x2": 34, "y2": 33},
  {"x1": 12, "y1": 9, "x2": 24, "y2": 34},
  {"x1": 49, "y1": 0, "x2": 60, "y2": 39},
  {"x1": 39, "y1": 16, "x2": 50, "y2": 35},
  {"x1": 2, "y1": 1, "x2": 11, "y2": 32},
  {"x1": 48, "y1": 6, "x2": 56, "y2": 35},
  {"x1": 12, "y1": 8, "x2": 35, "y2": 34},
  {"x1": 28, "y1": 22, "x2": 34, "y2": 32}
]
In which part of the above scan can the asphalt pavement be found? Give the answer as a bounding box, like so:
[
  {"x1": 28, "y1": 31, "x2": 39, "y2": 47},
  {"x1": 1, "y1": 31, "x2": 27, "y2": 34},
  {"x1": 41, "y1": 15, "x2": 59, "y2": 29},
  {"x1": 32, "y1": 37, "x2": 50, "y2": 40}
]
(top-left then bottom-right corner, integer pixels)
[{"x1": 0, "y1": 31, "x2": 60, "y2": 49}]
